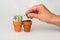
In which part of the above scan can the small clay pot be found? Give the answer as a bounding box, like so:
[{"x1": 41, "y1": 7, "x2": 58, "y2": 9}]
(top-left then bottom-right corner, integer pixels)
[
  {"x1": 13, "y1": 21, "x2": 22, "y2": 32},
  {"x1": 23, "y1": 20, "x2": 32, "y2": 32}
]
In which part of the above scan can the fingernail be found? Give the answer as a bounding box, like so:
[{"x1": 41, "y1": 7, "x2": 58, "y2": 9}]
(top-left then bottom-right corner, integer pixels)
[{"x1": 28, "y1": 14, "x2": 32, "y2": 17}]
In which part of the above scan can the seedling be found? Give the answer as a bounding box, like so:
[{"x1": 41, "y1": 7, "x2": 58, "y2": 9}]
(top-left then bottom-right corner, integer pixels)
[{"x1": 13, "y1": 15, "x2": 22, "y2": 22}]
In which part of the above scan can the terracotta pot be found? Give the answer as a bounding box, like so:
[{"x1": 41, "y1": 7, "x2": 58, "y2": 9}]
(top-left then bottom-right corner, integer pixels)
[
  {"x1": 13, "y1": 21, "x2": 22, "y2": 32},
  {"x1": 23, "y1": 20, "x2": 32, "y2": 32}
]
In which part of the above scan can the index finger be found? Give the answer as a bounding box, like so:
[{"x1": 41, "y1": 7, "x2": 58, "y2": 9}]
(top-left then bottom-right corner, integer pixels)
[{"x1": 26, "y1": 6, "x2": 37, "y2": 15}]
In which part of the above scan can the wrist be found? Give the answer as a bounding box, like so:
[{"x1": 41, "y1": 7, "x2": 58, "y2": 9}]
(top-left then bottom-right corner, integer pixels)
[{"x1": 50, "y1": 15, "x2": 60, "y2": 26}]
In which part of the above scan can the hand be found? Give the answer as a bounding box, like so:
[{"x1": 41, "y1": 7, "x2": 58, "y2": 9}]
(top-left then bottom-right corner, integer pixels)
[{"x1": 26, "y1": 4, "x2": 56, "y2": 23}]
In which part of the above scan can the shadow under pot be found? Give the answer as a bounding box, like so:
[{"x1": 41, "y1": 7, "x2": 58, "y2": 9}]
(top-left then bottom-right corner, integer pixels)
[
  {"x1": 23, "y1": 20, "x2": 32, "y2": 32},
  {"x1": 13, "y1": 21, "x2": 22, "y2": 32}
]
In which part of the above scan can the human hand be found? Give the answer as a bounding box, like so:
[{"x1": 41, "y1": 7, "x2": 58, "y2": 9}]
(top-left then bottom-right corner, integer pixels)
[{"x1": 26, "y1": 4, "x2": 56, "y2": 23}]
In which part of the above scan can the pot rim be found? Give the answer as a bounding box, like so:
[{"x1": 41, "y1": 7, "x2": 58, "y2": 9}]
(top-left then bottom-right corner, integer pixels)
[{"x1": 23, "y1": 20, "x2": 32, "y2": 22}]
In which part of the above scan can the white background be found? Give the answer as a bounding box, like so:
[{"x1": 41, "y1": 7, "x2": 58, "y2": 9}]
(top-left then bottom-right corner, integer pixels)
[{"x1": 0, "y1": 0, "x2": 60, "y2": 40}]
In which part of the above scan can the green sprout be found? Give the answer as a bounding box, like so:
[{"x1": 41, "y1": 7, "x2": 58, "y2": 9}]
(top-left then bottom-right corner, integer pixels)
[{"x1": 13, "y1": 15, "x2": 22, "y2": 22}]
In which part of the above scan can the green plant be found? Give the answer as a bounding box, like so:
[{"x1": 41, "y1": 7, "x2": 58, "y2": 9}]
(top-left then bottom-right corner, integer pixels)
[{"x1": 13, "y1": 15, "x2": 22, "y2": 22}]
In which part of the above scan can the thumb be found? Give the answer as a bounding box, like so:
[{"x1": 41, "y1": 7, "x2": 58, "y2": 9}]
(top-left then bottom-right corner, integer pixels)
[{"x1": 27, "y1": 13, "x2": 38, "y2": 18}]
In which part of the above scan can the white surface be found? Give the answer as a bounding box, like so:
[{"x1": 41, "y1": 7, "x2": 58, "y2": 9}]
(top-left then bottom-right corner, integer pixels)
[{"x1": 0, "y1": 0, "x2": 60, "y2": 40}]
